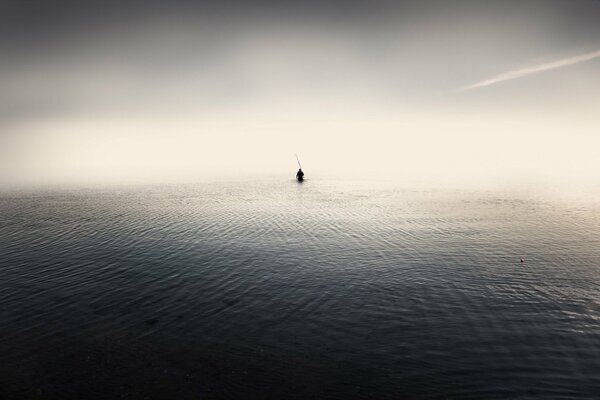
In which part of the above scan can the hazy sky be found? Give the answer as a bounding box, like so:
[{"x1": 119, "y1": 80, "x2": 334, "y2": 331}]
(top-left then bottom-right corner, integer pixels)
[{"x1": 1, "y1": 0, "x2": 599, "y2": 186}]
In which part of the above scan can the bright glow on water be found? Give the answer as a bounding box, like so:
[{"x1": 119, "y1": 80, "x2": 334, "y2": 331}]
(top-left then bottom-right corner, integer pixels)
[{"x1": 1, "y1": 179, "x2": 600, "y2": 398}]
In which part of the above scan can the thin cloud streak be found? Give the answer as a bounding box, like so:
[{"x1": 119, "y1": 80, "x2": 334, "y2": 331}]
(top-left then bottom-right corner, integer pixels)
[{"x1": 462, "y1": 49, "x2": 600, "y2": 91}]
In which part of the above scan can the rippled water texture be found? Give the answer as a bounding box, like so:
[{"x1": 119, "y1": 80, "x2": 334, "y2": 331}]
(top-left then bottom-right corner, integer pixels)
[{"x1": 1, "y1": 180, "x2": 600, "y2": 399}]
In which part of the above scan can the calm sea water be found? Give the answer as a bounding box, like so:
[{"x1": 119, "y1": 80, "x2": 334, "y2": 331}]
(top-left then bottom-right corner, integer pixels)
[{"x1": 1, "y1": 179, "x2": 600, "y2": 399}]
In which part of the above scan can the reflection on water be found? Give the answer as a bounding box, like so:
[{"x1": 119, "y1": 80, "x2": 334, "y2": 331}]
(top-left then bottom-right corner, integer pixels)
[{"x1": 1, "y1": 179, "x2": 600, "y2": 399}]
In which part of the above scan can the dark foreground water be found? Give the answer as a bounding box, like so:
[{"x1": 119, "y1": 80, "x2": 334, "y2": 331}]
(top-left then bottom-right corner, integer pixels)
[{"x1": 1, "y1": 180, "x2": 600, "y2": 399}]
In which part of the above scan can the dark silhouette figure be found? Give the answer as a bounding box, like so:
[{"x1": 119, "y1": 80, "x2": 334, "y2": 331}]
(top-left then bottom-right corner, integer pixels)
[{"x1": 296, "y1": 168, "x2": 304, "y2": 182}]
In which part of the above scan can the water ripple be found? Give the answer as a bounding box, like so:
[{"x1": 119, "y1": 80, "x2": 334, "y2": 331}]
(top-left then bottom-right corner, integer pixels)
[{"x1": 1, "y1": 181, "x2": 600, "y2": 398}]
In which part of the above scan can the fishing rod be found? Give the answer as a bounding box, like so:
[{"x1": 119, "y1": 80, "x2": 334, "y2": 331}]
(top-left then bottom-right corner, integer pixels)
[{"x1": 295, "y1": 154, "x2": 302, "y2": 170}]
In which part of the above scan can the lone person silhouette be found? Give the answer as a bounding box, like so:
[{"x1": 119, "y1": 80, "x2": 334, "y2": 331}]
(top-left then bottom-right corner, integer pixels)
[{"x1": 296, "y1": 168, "x2": 304, "y2": 182}]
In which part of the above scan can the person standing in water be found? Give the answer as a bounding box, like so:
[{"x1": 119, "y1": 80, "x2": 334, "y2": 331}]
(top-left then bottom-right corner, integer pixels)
[{"x1": 295, "y1": 155, "x2": 304, "y2": 182}]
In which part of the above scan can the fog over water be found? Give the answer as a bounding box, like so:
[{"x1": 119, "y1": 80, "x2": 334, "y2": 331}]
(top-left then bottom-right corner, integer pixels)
[
  {"x1": 1, "y1": 2, "x2": 600, "y2": 398},
  {"x1": 1, "y1": 0, "x2": 599, "y2": 187}
]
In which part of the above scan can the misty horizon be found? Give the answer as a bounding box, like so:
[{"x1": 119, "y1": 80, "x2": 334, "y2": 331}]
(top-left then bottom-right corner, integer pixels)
[
  {"x1": 1, "y1": 0, "x2": 599, "y2": 187},
  {"x1": 3, "y1": 3, "x2": 600, "y2": 399}
]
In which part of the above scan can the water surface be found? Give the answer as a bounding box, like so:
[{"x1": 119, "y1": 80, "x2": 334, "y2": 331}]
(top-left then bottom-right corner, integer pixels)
[{"x1": 1, "y1": 179, "x2": 600, "y2": 399}]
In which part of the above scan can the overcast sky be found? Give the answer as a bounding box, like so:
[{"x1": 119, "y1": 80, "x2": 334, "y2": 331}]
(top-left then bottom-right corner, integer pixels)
[{"x1": 1, "y1": 0, "x2": 599, "y2": 186}]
